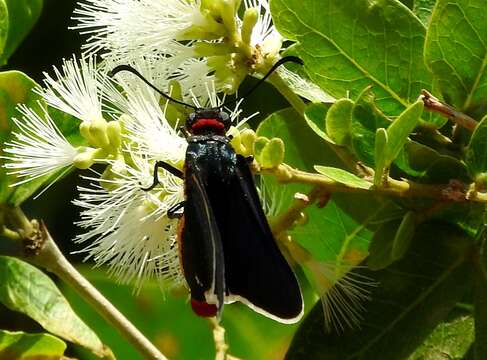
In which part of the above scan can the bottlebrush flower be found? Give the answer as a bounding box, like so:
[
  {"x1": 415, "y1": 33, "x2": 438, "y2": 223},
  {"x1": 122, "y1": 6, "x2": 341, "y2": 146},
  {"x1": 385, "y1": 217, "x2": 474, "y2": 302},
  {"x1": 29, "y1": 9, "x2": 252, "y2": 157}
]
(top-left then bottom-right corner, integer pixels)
[
  {"x1": 2, "y1": 105, "x2": 79, "y2": 185},
  {"x1": 72, "y1": 0, "x2": 293, "y2": 95},
  {"x1": 3, "y1": 50, "x2": 256, "y2": 289}
]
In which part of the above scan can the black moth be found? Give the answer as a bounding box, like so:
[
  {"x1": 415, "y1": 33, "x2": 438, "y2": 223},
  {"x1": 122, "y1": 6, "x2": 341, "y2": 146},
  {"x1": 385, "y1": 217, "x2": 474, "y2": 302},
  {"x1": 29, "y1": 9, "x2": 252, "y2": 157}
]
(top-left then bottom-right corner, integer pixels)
[{"x1": 110, "y1": 57, "x2": 304, "y2": 323}]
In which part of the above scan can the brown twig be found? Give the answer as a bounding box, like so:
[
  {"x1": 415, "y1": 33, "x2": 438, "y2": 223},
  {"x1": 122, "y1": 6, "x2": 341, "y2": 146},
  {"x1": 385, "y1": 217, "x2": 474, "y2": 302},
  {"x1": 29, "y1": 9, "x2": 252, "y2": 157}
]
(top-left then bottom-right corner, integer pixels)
[
  {"x1": 259, "y1": 163, "x2": 487, "y2": 203},
  {"x1": 0, "y1": 206, "x2": 167, "y2": 360},
  {"x1": 420, "y1": 89, "x2": 478, "y2": 131}
]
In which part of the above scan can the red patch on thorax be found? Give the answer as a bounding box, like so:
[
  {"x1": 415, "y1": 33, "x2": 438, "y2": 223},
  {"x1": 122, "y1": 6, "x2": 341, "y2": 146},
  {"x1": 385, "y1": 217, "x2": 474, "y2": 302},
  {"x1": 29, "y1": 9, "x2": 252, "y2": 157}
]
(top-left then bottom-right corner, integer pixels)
[
  {"x1": 191, "y1": 299, "x2": 218, "y2": 317},
  {"x1": 191, "y1": 118, "x2": 225, "y2": 132}
]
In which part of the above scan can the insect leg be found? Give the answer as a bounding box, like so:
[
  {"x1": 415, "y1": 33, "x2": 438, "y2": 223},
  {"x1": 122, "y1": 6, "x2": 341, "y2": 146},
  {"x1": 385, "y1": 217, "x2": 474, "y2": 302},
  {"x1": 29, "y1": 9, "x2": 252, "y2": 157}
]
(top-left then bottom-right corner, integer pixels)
[
  {"x1": 167, "y1": 201, "x2": 185, "y2": 219},
  {"x1": 141, "y1": 161, "x2": 184, "y2": 191},
  {"x1": 179, "y1": 126, "x2": 191, "y2": 138}
]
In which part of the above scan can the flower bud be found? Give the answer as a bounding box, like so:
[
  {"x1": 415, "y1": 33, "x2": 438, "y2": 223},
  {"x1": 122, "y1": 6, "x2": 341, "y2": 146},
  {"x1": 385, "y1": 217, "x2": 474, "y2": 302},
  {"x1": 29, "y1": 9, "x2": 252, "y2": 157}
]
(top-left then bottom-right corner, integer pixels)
[
  {"x1": 107, "y1": 121, "x2": 122, "y2": 153},
  {"x1": 241, "y1": 8, "x2": 259, "y2": 45}
]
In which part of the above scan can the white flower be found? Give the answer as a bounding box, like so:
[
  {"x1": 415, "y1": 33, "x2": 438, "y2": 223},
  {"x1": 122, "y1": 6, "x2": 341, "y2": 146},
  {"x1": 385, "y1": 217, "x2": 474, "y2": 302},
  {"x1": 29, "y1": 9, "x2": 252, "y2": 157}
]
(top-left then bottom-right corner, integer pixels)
[
  {"x1": 74, "y1": 157, "x2": 184, "y2": 288},
  {"x1": 2, "y1": 105, "x2": 79, "y2": 185},
  {"x1": 37, "y1": 55, "x2": 105, "y2": 123},
  {"x1": 73, "y1": 0, "x2": 202, "y2": 61},
  {"x1": 315, "y1": 263, "x2": 375, "y2": 333},
  {"x1": 244, "y1": 0, "x2": 282, "y2": 53},
  {"x1": 277, "y1": 67, "x2": 336, "y2": 103}
]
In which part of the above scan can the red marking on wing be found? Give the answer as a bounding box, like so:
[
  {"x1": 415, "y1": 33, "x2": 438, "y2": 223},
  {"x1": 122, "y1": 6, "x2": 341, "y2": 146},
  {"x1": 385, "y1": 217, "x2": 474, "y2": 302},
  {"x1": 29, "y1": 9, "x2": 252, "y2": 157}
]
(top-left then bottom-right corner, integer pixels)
[
  {"x1": 191, "y1": 298, "x2": 218, "y2": 317},
  {"x1": 191, "y1": 118, "x2": 225, "y2": 132}
]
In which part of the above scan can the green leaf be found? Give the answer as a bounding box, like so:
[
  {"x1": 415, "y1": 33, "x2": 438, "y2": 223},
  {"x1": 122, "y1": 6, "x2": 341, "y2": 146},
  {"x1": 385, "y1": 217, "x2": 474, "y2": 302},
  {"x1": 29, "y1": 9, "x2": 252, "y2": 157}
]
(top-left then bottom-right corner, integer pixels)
[
  {"x1": 314, "y1": 166, "x2": 371, "y2": 190},
  {"x1": 0, "y1": 330, "x2": 66, "y2": 359},
  {"x1": 271, "y1": 0, "x2": 434, "y2": 119},
  {"x1": 413, "y1": 0, "x2": 436, "y2": 25},
  {"x1": 367, "y1": 219, "x2": 401, "y2": 271},
  {"x1": 0, "y1": 0, "x2": 7, "y2": 59},
  {"x1": 0, "y1": 71, "x2": 83, "y2": 206},
  {"x1": 258, "y1": 108, "x2": 390, "y2": 271},
  {"x1": 0, "y1": 256, "x2": 107, "y2": 357},
  {"x1": 62, "y1": 267, "x2": 306, "y2": 360},
  {"x1": 475, "y1": 272, "x2": 487, "y2": 359},
  {"x1": 287, "y1": 221, "x2": 473, "y2": 360},
  {"x1": 0, "y1": 71, "x2": 42, "y2": 204},
  {"x1": 1, "y1": 0, "x2": 43, "y2": 64},
  {"x1": 303, "y1": 102, "x2": 334, "y2": 143},
  {"x1": 325, "y1": 98, "x2": 353, "y2": 145},
  {"x1": 350, "y1": 87, "x2": 390, "y2": 166},
  {"x1": 374, "y1": 128, "x2": 388, "y2": 186},
  {"x1": 349, "y1": 88, "x2": 450, "y2": 181},
  {"x1": 398, "y1": 141, "x2": 470, "y2": 183},
  {"x1": 480, "y1": 234, "x2": 487, "y2": 281},
  {"x1": 408, "y1": 314, "x2": 474, "y2": 360},
  {"x1": 399, "y1": 0, "x2": 413, "y2": 8},
  {"x1": 391, "y1": 211, "x2": 416, "y2": 261},
  {"x1": 384, "y1": 101, "x2": 424, "y2": 167},
  {"x1": 424, "y1": 0, "x2": 487, "y2": 117},
  {"x1": 466, "y1": 115, "x2": 487, "y2": 182}
]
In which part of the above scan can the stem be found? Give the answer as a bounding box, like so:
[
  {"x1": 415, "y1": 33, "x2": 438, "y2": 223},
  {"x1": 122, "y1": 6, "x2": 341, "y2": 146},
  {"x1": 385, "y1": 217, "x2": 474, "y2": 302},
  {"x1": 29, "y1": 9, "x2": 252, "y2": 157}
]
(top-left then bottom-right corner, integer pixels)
[
  {"x1": 5, "y1": 207, "x2": 167, "y2": 360},
  {"x1": 420, "y1": 89, "x2": 478, "y2": 131},
  {"x1": 267, "y1": 72, "x2": 307, "y2": 116},
  {"x1": 270, "y1": 188, "x2": 327, "y2": 236},
  {"x1": 209, "y1": 318, "x2": 241, "y2": 360},
  {"x1": 260, "y1": 163, "x2": 487, "y2": 203}
]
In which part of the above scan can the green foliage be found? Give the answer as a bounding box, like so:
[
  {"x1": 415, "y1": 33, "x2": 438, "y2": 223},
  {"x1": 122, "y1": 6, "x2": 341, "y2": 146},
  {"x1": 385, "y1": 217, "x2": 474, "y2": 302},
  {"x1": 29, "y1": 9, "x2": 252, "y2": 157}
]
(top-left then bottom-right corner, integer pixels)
[
  {"x1": 61, "y1": 270, "x2": 303, "y2": 360},
  {"x1": 257, "y1": 109, "x2": 376, "y2": 264},
  {"x1": 0, "y1": 71, "x2": 41, "y2": 204},
  {"x1": 271, "y1": 0, "x2": 434, "y2": 121},
  {"x1": 1, "y1": 0, "x2": 487, "y2": 359},
  {"x1": 314, "y1": 166, "x2": 371, "y2": 190},
  {"x1": 267, "y1": 0, "x2": 487, "y2": 358},
  {"x1": 325, "y1": 99, "x2": 353, "y2": 145},
  {"x1": 425, "y1": 0, "x2": 487, "y2": 118},
  {"x1": 0, "y1": 0, "x2": 43, "y2": 64},
  {"x1": 0, "y1": 257, "x2": 106, "y2": 357},
  {"x1": 287, "y1": 222, "x2": 473, "y2": 360},
  {"x1": 413, "y1": 0, "x2": 436, "y2": 25},
  {"x1": 466, "y1": 114, "x2": 487, "y2": 184},
  {"x1": 0, "y1": 330, "x2": 66, "y2": 359},
  {"x1": 409, "y1": 313, "x2": 474, "y2": 359}
]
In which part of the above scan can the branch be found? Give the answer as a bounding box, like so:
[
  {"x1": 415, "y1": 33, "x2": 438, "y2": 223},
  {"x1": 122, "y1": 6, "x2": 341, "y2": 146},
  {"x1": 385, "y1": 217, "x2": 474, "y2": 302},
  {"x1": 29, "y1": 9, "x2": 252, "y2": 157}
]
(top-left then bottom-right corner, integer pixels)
[
  {"x1": 260, "y1": 164, "x2": 487, "y2": 203},
  {"x1": 1, "y1": 206, "x2": 168, "y2": 360},
  {"x1": 270, "y1": 188, "x2": 329, "y2": 237},
  {"x1": 420, "y1": 89, "x2": 478, "y2": 131}
]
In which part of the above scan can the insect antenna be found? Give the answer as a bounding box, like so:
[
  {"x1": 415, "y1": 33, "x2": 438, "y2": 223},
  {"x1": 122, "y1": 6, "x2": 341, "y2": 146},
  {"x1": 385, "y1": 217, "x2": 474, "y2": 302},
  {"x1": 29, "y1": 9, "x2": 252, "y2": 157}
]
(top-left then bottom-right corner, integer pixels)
[
  {"x1": 108, "y1": 65, "x2": 198, "y2": 110},
  {"x1": 221, "y1": 56, "x2": 304, "y2": 108},
  {"x1": 109, "y1": 55, "x2": 303, "y2": 110}
]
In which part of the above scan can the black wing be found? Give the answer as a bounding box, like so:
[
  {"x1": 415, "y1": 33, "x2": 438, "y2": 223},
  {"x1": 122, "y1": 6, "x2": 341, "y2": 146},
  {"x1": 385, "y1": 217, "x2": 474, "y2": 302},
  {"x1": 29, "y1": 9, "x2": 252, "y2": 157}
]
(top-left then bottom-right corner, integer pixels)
[
  {"x1": 219, "y1": 155, "x2": 303, "y2": 323},
  {"x1": 181, "y1": 170, "x2": 225, "y2": 315}
]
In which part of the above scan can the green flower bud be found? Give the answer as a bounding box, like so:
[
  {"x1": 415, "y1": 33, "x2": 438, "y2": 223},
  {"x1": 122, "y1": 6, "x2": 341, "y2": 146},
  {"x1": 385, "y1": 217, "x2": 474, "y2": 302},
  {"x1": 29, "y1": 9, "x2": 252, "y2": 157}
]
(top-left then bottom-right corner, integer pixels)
[
  {"x1": 106, "y1": 121, "x2": 122, "y2": 153},
  {"x1": 228, "y1": 127, "x2": 242, "y2": 153},
  {"x1": 241, "y1": 8, "x2": 259, "y2": 45},
  {"x1": 73, "y1": 148, "x2": 108, "y2": 169},
  {"x1": 73, "y1": 148, "x2": 97, "y2": 169},
  {"x1": 220, "y1": 0, "x2": 238, "y2": 41},
  {"x1": 193, "y1": 42, "x2": 235, "y2": 57},
  {"x1": 80, "y1": 121, "x2": 93, "y2": 144},
  {"x1": 240, "y1": 128, "x2": 257, "y2": 156},
  {"x1": 89, "y1": 118, "x2": 110, "y2": 149}
]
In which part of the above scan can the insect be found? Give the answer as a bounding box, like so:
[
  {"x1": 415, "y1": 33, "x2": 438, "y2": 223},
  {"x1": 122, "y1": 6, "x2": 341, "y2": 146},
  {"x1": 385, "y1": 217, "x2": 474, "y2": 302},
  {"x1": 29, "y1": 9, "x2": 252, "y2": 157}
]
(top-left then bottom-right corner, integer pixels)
[{"x1": 110, "y1": 57, "x2": 304, "y2": 323}]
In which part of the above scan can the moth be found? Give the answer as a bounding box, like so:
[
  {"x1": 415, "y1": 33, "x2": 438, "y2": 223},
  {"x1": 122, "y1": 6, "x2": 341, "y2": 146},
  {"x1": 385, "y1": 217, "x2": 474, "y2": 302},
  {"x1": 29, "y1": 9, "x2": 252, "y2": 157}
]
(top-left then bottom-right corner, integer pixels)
[{"x1": 111, "y1": 57, "x2": 304, "y2": 323}]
